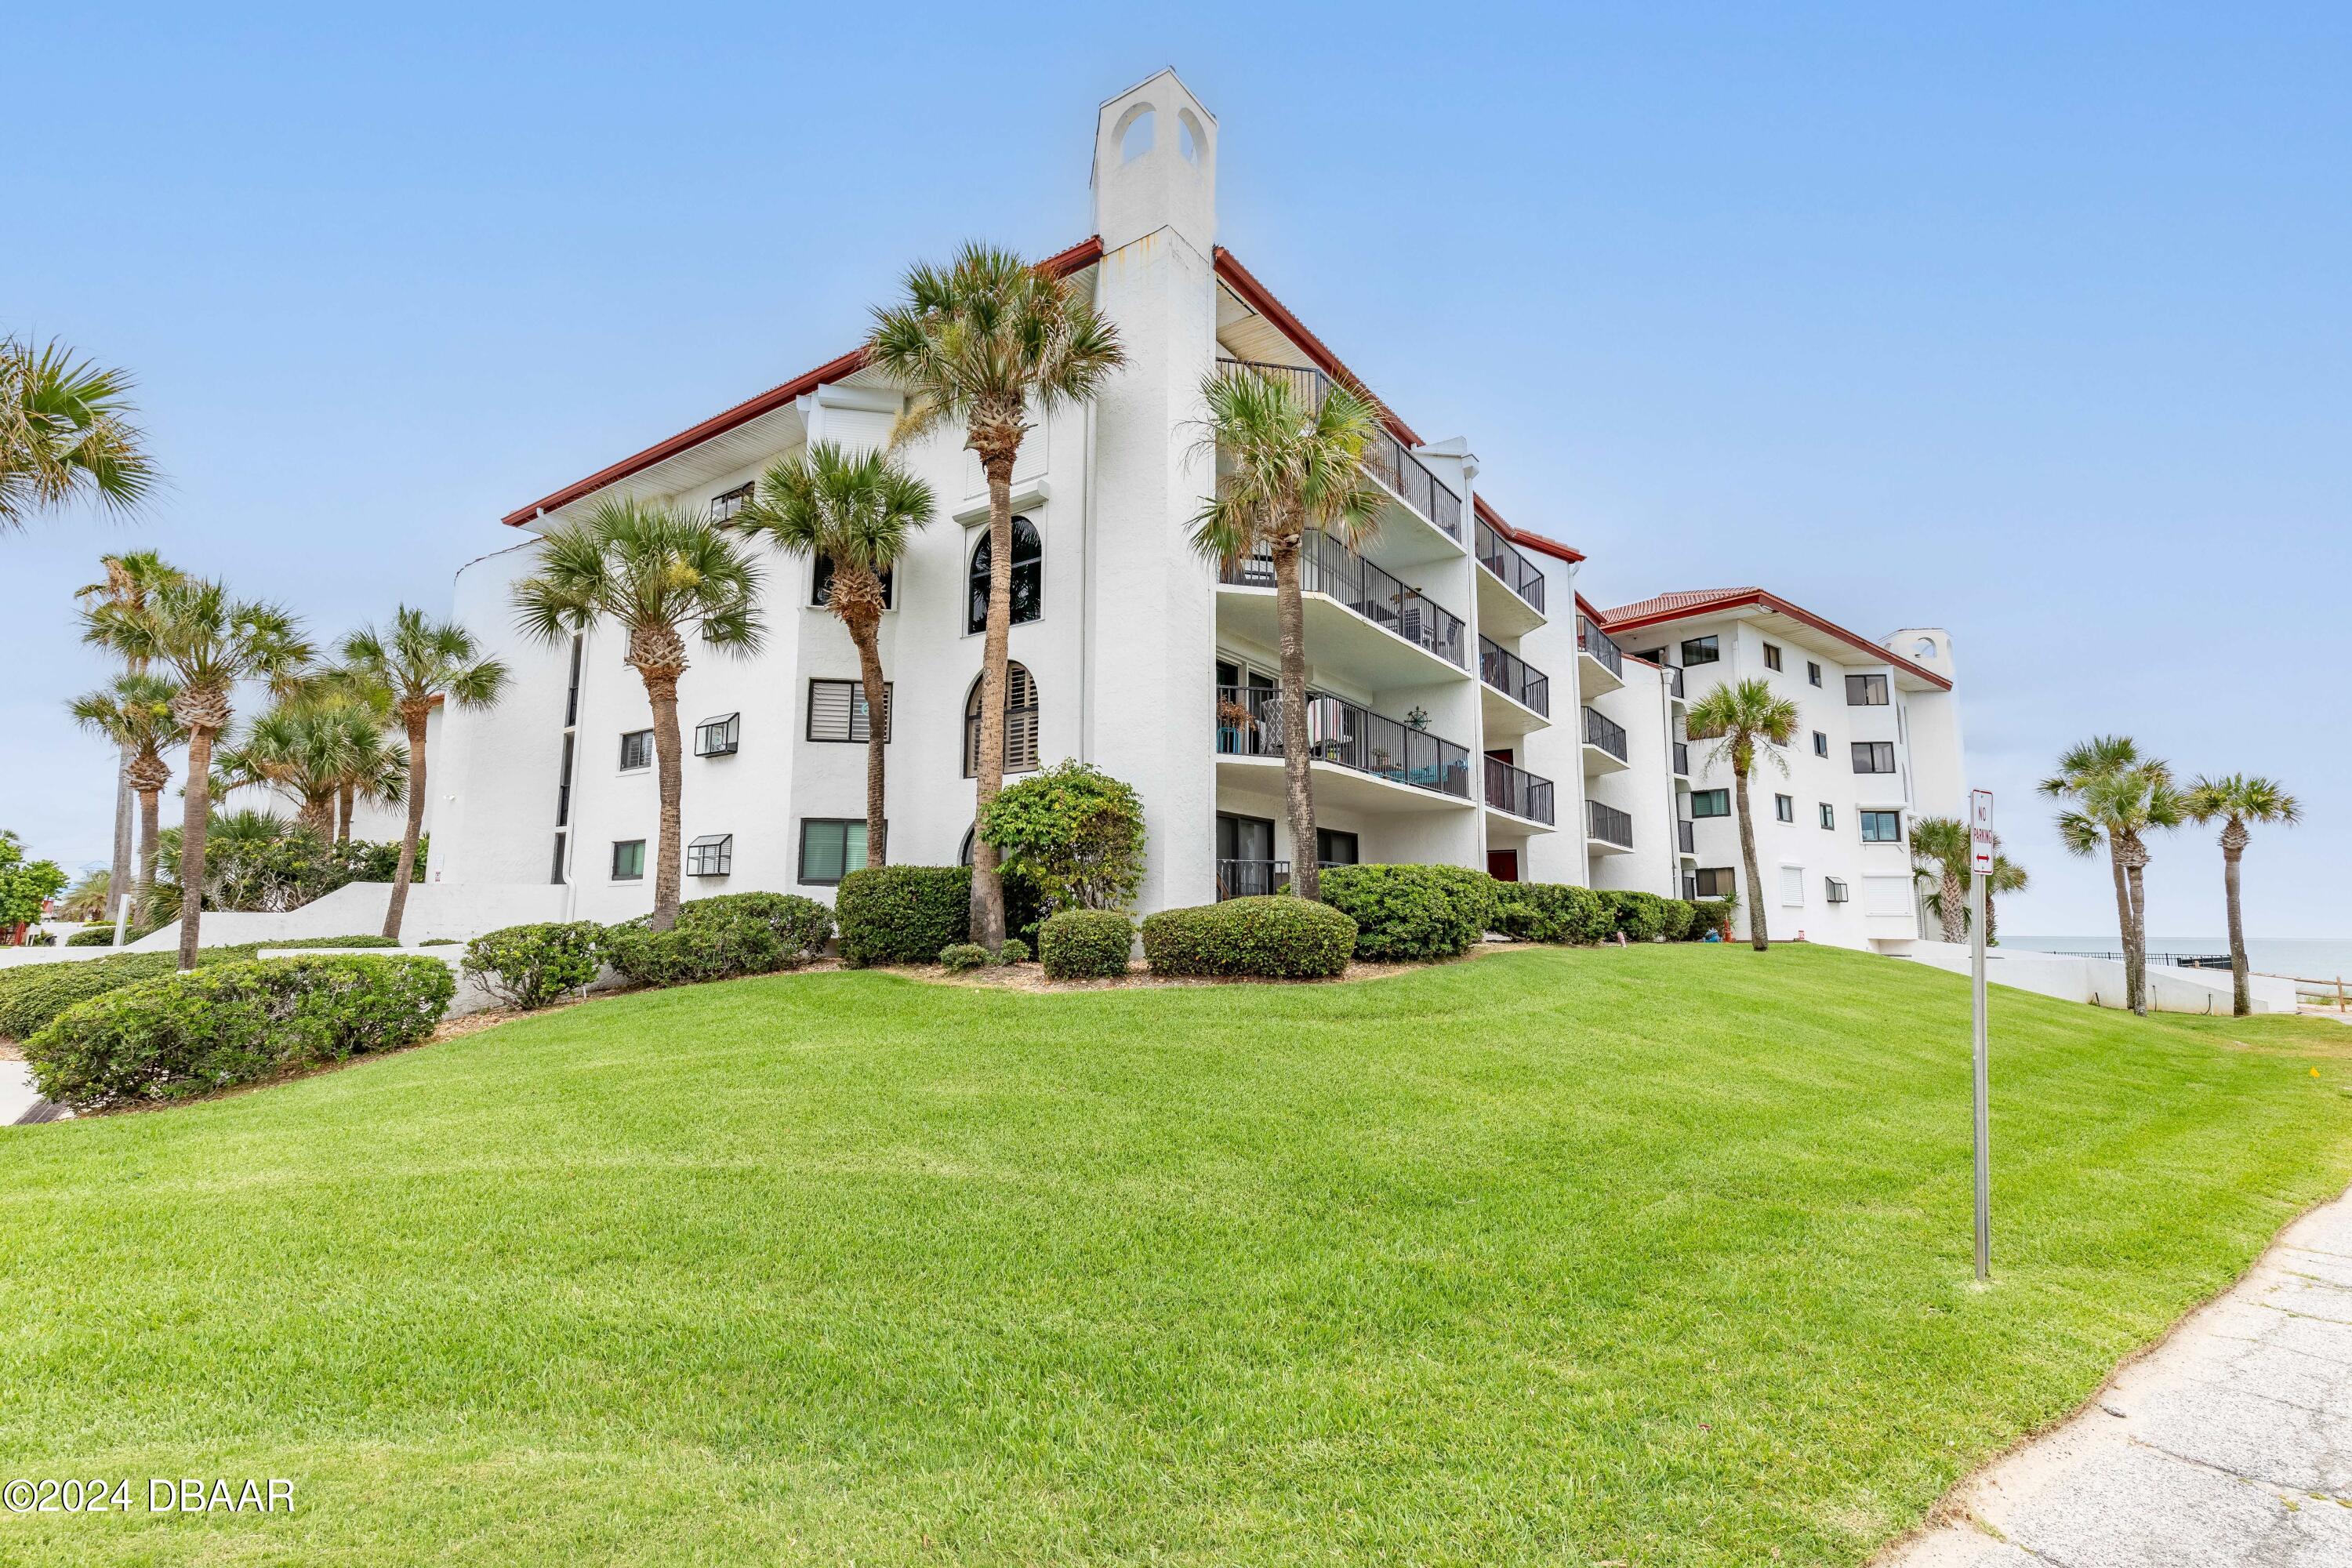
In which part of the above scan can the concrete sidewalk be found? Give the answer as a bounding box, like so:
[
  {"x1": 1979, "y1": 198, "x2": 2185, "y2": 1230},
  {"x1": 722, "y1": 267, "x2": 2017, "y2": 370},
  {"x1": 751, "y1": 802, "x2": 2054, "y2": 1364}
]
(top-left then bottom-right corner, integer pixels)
[
  {"x1": 1886, "y1": 1183, "x2": 2352, "y2": 1566},
  {"x1": 1, "y1": 1061, "x2": 56, "y2": 1125}
]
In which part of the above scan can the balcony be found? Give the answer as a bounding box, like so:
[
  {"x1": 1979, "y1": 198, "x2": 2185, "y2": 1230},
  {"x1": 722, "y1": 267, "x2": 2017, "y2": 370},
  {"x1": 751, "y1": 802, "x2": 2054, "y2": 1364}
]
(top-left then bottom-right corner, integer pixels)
[
  {"x1": 1581, "y1": 706, "x2": 1630, "y2": 775},
  {"x1": 1218, "y1": 529, "x2": 1468, "y2": 684},
  {"x1": 1587, "y1": 799, "x2": 1635, "y2": 853},
  {"x1": 1479, "y1": 634, "x2": 1552, "y2": 737},
  {"x1": 1217, "y1": 358, "x2": 1464, "y2": 550},
  {"x1": 1483, "y1": 755, "x2": 1555, "y2": 828},
  {"x1": 1671, "y1": 740, "x2": 1690, "y2": 777},
  {"x1": 1577, "y1": 613, "x2": 1625, "y2": 696},
  {"x1": 1216, "y1": 859, "x2": 1289, "y2": 900},
  {"x1": 1216, "y1": 684, "x2": 1472, "y2": 807},
  {"x1": 1472, "y1": 515, "x2": 1547, "y2": 636},
  {"x1": 1676, "y1": 817, "x2": 1695, "y2": 855}
]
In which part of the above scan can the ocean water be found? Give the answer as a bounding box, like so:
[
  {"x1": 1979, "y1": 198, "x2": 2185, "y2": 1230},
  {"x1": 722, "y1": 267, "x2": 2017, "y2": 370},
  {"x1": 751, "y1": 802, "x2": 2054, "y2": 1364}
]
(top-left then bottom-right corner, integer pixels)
[{"x1": 2005, "y1": 935, "x2": 2352, "y2": 984}]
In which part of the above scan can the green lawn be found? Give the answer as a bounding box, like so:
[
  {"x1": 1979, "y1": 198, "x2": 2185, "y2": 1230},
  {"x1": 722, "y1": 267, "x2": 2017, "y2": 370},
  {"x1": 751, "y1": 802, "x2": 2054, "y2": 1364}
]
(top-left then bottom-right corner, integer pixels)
[{"x1": 2, "y1": 945, "x2": 2348, "y2": 1566}]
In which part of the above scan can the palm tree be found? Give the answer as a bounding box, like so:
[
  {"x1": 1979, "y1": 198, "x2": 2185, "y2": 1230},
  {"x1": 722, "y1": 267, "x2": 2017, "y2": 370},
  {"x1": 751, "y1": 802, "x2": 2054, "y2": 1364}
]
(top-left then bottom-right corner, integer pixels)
[
  {"x1": 59, "y1": 869, "x2": 111, "y2": 924},
  {"x1": 74, "y1": 551, "x2": 184, "y2": 904},
  {"x1": 82, "y1": 577, "x2": 312, "y2": 967},
  {"x1": 67, "y1": 672, "x2": 186, "y2": 915},
  {"x1": 1909, "y1": 815, "x2": 1972, "y2": 943},
  {"x1": 1686, "y1": 678, "x2": 1800, "y2": 951},
  {"x1": 1, "y1": 337, "x2": 157, "y2": 531},
  {"x1": 512, "y1": 499, "x2": 761, "y2": 931},
  {"x1": 735, "y1": 442, "x2": 934, "y2": 869},
  {"x1": 1186, "y1": 366, "x2": 1387, "y2": 899},
  {"x1": 213, "y1": 703, "x2": 406, "y2": 848},
  {"x1": 295, "y1": 662, "x2": 398, "y2": 841},
  {"x1": 1986, "y1": 849, "x2": 2028, "y2": 947},
  {"x1": 2183, "y1": 773, "x2": 2299, "y2": 1017},
  {"x1": 342, "y1": 606, "x2": 508, "y2": 939},
  {"x1": 2043, "y1": 738, "x2": 2180, "y2": 1014},
  {"x1": 866, "y1": 243, "x2": 1124, "y2": 949}
]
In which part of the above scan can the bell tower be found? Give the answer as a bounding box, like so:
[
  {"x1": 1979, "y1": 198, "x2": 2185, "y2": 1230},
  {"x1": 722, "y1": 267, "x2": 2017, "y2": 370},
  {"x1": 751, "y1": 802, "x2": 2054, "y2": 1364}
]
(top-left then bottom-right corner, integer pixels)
[{"x1": 1091, "y1": 69, "x2": 1216, "y2": 258}]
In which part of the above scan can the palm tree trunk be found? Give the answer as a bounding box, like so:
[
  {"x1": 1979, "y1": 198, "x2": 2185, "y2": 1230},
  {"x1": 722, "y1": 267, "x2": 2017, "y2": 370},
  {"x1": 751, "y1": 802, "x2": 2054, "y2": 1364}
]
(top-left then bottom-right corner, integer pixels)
[
  {"x1": 2107, "y1": 844, "x2": 2140, "y2": 1013},
  {"x1": 1733, "y1": 765, "x2": 1767, "y2": 950},
  {"x1": 2125, "y1": 853, "x2": 2151, "y2": 1016},
  {"x1": 136, "y1": 788, "x2": 161, "y2": 921},
  {"x1": 1271, "y1": 539, "x2": 1319, "y2": 901},
  {"x1": 2223, "y1": 837, "x2": 2249, "y2": 1017},
  {"x1": 382, "y1": 713, "x2": 429, "y2": 941},
  {"x1": 1940, "y1": 871, "x2": 1966, "y2": 943},
  {"x1": 644, "y1": 670, "x2": 686, "y2": 932},
  {"x1": 296, "y1": 794, "x2": 335, "y2": 841},
  {"x1": 967, "y1": 450, "x2": 1017, "y2": 950},
  {"x1": 849, "y1": 615, "x2": 891, "y2": 869},
  {"x1": 338, "y1": 783, "x2": 355, "y2": 844},
  {"x1": 177, "y1": 728, "x2": 215, "y2": 969},
  {"x1": 111, "y1": 744, "x2": 135, "y2": 914},
  {"x1": 1986, "y1": 885, "x2": 2001, "y2": 947}
]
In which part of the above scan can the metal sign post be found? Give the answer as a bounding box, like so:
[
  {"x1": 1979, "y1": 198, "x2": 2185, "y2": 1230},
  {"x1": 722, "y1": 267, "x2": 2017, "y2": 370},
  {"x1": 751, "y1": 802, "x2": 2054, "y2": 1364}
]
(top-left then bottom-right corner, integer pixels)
[{"x1": 1969, "y1": 789, "x2": 1994, "y2": 1283}]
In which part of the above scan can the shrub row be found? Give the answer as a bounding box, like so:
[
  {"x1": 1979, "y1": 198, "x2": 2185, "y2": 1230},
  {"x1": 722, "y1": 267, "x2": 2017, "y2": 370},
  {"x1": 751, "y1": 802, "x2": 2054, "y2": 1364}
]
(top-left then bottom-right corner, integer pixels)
[
  {"x1": 1141, "y1": 897, "x2": 1356, "y2": 978},
  {"x1": 1318, "y1": 864, "x2": 1499, "y2": 961},
  {"x1": 0, "y1": 936, "x2": 408, "y2": 1041},
  {"x1": 1038, "y1": 909, "x2": 1134, "y2": 979},
  {"x1": 833, "y1": 866, "x2": 1043, "y2": 967},
  {"x1": 460, "y1": 894, "x2": 835, "y2": 1006},
  {"x1": 24, "y1": 955, "x2": 456, "y2": 1111},
  {"x1": 1490, "y1": 885, "x2": 1712, "y2": 946}
]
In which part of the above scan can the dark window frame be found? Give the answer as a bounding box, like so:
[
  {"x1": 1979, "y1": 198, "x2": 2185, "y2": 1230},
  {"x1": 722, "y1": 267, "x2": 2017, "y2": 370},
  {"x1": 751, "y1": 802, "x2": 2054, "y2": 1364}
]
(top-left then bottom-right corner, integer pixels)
[
  {"x1": 807, "y1": 680, "x2": 892, "y2": 744},
  {"x1": 1680, "y1": 634, "x2": 1721, "y2": 667},
  {"x1": 695, "y1": 713, "x2": 741, "y2": 757},
  {"x1": 611, "y1": 839, "x2": 646, "y2": 880},
  {"x1": 964, "y1": 662, "x2": 1040, "y2": 778},
  {"x1": 1860, "y1": 809, "x2": 1904, "y2": 843},
  {"x1": 1806, "y1": 660, "x2": 1823, "y2": 688},
  {"x1": 797, "y1": 818, "x2": 873, "y2": 887},
  {"x1": 1846, "y1": 673, "x2": 1890, "y2": 706},
  {"x1": 1852, "y1": 741, "x2": 1897, "y2": 775},
  {"x1": 686, "y1": 833, "x2": 734, "y2": 877},
  {"x1": 1819, "y1": 802, "x2": 1835, "y2": 830},
  {"x1": 1693, "y1": 866, "x2": 1737, "y2": 898},
  {"x1": 1813, "y1": 731, "x2": 1829, "y2": 758},
  {"x1": 1774, "y1": 793, "x2": 1794, "y2": 822},
  {"x1": 811, "y1": 555, "x2": 895, "y2": 609},
  {"x1": 1762, "y1": 642, "x2": 1783, "y2": 672},
  {"x1": 619, "y1": 728, "x2": 654, "y2": 771},
  {"x1": 1690, "y1": 788, "x2": 1731, "y2": 818},
  {"x1": 966, "y1": 514, "x2": 1043, "y2": 636},
  {"x1": 708, "y1": 482, "x2": 753, "y2": 524},
  {"x1": 1824, "y1": 877, "x2": 1849, "y2": 904}
]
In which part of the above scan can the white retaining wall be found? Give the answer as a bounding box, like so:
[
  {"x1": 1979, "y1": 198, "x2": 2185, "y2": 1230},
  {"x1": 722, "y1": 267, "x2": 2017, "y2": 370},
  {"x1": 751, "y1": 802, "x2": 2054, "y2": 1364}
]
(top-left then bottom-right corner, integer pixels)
[
  {"x1": 1903, "y1": 941, "x2": 2299, "y2": 1014},
  {"x1": 128, "y1": 882, "x2": 569, "y2": 954}
]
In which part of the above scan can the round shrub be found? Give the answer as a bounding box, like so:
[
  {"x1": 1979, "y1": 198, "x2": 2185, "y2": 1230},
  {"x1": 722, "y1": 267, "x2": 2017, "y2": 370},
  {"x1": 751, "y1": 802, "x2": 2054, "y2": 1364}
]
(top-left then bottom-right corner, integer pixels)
[
  {"x1": 834, "y1": 865, "x2": 1044, "y2": 966},
  {"x1": 1658, "y1": 898, "x2": 1697, "y2": 942},
  {"x1": 680, "y1": 891, "x2": 833, "y2": 960},
  {"x1": 24, "y1": 955, "x2": 456, "y2": 1111},
  {"x1": 1141, "y1": 897, "x2": 1356, "y2": 979},
  {"x1": 1037, "y1": 909, "x2": 1134, "y2": 979},
  {"x1": 1602, "y1": 890, "x2": 1671, "y2": 942},
  {"x1": 1317, "y1": 863, "x2": 1498, "y2": 961},
  {"x1": 66, "y1": 926, "x2": 122, "y2": 946},
  {"x1": 462, "y1": 921, "x2": 604, "y2": 1010},
  {"x1": 1, "y1": 951, "x2": 181, "y2": 1040},
  {"x1": 939, "y1": 942, "x2": 989, "y2": 972},
  {"x1": 997, "y1": 938, "x2": 1029, "y2": 965},
  {"x1": 603, "y1": 914, "x2": 784, "y2": 988},
  {"x1": 976, "y1": 760, "x2": 1146, "y2": 915},
  {"x1": 1687, "y1": 899, "x2": 1733, "y2": 939},
  {"x1": 1492, "y1": 882, "x2": 1613, "y2": 945}
]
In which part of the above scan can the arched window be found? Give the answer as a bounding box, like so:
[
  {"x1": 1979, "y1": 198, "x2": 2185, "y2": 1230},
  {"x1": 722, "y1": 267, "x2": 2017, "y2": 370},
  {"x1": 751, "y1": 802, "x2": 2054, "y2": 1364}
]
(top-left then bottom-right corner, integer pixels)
[
  {"x1": 964, "y1": 662, "x2": 1040, "y2": 778},
  {"x1": 967, "y1": 517, "x2": 1042, "y2": 635},
  {"x1": 958, "y1": 826, "x2": 975, "y2": 867}
]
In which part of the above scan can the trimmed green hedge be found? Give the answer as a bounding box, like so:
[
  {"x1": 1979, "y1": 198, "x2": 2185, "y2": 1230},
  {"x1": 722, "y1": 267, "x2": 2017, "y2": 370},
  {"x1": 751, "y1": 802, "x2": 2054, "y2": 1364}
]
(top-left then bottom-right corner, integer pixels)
[
  {"x1": 2, "y1": 947, "x2": 254, "y2": 1040},
  {"x1": 1600, "y1": 891, "x2": 1672, "y2": 942},
  {"x1": 1037, "y1": 909, "x2": 1134, "y2": 979},
  {"x1": 463, "y1": 921, "x2": 605, "y2": 1010},
  {"x1": 938, "y1": 943, "x2": 989, "y2": 973},
  {"x1": 1317, "y1": 864, "x2": 1499, "y2": 961},
  {"x1": 1141, "y1": 897, "x2": 1356, "y2": 979},
  {"x1": 24, "y1": 955, "x2": 456, "y2": 1110},
  {"x1": 1687, "y1": 899, "x2": 1733, "y2": 939},
  {"x1": 601, "y1": 892, "x2": 835, "y2": 989},
  {"x1": 1494, "y1": 883, "x2": 1614, "y2": 945},
  {"x1": 834, "y1": 866, "x2": 1043, "y2": 967}
]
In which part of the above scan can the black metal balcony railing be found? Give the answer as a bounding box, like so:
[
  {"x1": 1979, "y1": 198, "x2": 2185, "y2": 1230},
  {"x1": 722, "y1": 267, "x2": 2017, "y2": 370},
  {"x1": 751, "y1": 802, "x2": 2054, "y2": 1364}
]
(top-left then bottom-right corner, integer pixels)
[
  {"x1": 1483, "y1": 756, "x2": 1556, "y2": 825},
  {"x1": 1473, "y1": 516, "x2": 1547, "y2": 613},
  {"x1": 1581, "y1": 706, "x2": 1628, "y2": 762},
  {"x1": 1216, "y1": 858, "x2": 1290, "y2": 900},
  {"x1": 1215, "y1": 686, "x2": 1471, "y2": 800},
  {"x1": 1218, "y1": 529, "x2": 1467, "y2": 669},
  {"x1": 1677, "y1": 817, "x2": 1696, "y2": 853},
  {"x1": 1664, "y1": 664, "x2": 1685, "y2": 700},
  {"x1": 1588, "y1": 800, "x2": 1635, "y2": 848},
  {"x1": 1478, "y1": 636, "x2": 1552, "y2": 716},
  {"x1": 1577, "y1": 614, "x2": 1624, "y2": 679},
  {"x1": 1672, "y1": 741, "x2": 1690, "y2": 775},
  {"x1": 1216, "y1": 358, "x2": 1462, "y2": 539}
]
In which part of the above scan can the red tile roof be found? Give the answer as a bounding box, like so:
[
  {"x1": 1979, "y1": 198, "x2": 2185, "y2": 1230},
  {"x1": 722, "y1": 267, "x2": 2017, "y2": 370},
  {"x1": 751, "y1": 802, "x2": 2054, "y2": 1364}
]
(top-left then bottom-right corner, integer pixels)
[{"x1": 1593, "y1": 587, "x2": 1952, "y2": 690}]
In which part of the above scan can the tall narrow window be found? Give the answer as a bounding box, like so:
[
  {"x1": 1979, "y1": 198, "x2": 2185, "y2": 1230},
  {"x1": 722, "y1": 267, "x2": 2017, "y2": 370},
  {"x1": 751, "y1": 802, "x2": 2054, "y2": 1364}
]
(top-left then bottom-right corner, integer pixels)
[
  {"x1": 1762, "y1": 642, "x2": 1783, "y2": 671},
  {"x1": 1813, "y1": 731, "x2": 1829, "y2": 758},
  {"x1": 967, "y1": 516, "x2": 1043, "y2": 635},
  {"x1": 964, "y1": 662, "x2": 1040, "y2": 777},
  {"x1": 563, "y1": 633, "x2": 584, "y2": 726},
  {"x1": 1774, "y1": 793, "x2": 1794, "y2": 822}
]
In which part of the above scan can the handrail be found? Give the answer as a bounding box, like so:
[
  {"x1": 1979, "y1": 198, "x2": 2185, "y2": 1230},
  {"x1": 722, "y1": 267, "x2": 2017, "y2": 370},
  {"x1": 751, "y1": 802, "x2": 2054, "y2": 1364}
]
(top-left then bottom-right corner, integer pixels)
[
  {"x1": 1663, "y1": 664, "x2": 1685, "y2": 699},
  {"x1": 1473, "y1": 516, "x2": 1546, "y2": 612},
  {"x1": 1478, "y1": 635, "x2": 1552, "y2": 716},
  {"x1": 1216, "y1": 358, "x2": 1463, "y2": 539},
  {"x1": 1581, "y1": 706, "x2": 1628, "y2": 761},
  {"x1": 1587, "y1": 799, "x2": 1634, "y2": 848},
  {"x1": 1577, "y1": 614, "x2": 1624, "y2": 678},
  {"x1": 1218, "y1": 529, "x2": 1467, "y2": 668},
  {"x1": 1214, "y1": 685, "x2": 1471, "y2": 801},
  {"x1": 1483, "y1": 756, "x2": 1556, "y2": 825},
  {"x1": 1215, "y1": 858, "x2": 1290, "y2": 900}
]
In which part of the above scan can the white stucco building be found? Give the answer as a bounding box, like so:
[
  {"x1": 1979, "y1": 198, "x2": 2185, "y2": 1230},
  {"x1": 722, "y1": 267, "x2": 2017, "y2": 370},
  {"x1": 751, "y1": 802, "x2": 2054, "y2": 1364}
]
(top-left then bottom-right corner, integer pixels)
[{"x1": 416, "y1": 70, "x2": 1969, "y2": 951}]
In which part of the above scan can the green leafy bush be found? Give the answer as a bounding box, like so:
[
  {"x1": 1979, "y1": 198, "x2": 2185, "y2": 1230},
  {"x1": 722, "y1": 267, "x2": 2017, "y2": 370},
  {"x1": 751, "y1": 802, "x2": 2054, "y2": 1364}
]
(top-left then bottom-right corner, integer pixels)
[
  {"x1": 267, "y1": 935, "x2": 403, "y2": 949},
  {"x1": 66, "y1": 926, "x2": 132, "y2": 946},
  {"x1": 678, "y1": 892, "x2": 833, "y2": 960},
  {"x1": 1600, "y1": 890, "x2": 1672, "y2": 942},
  {"x1": 462, "y1": 922, "x2": 604, "y2": 1010},
  {"x1": 1687, "y1": 899, "x2": 1733, "y2": 939},
  {"x1": 834, "y1": 866, "x2": 1043, "y2": 966},
  {"x1": 1141, "y1": 897, "x2": 1356, "y2": 979},
  {"x1": 998, "y1": 938, "x2": 1029, "y2": 965},
  {"x1": 1038, "y1": 909, "x2": 1134, "y2": 979},
  {"x1": 938, "y1": 942, "x2": 989, "y2": 972},
  {"x1": 24, "y1": 955, "x2": 456, "y2": 1110},
  {"x1": 1317, "y1": 864, "x2": 1498, "y2": 961},
  {"x1": 976, "y1": 760, "x2": 1147, "y2": 915},
  {"x1": 601, "y1": 892, "x2": 835, "y2": 989},
  {"x1": 1658, "y1": 898, "x2": 1698, "y2": 942},
  {"x1": 0, "y1": 946, "x2": 277, "y2": 1040},
  {"x1": 1493, "y1": 883, "x2": 1613, "y2": 945},
  {"x1": 24, "y1": 929, "x2": 56, "y2": 946}
]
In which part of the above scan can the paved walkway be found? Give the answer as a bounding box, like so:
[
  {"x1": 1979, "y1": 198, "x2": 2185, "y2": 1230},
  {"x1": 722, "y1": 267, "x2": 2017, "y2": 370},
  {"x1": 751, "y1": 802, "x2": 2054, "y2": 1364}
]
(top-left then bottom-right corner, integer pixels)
[{"x1": 1886, "y1": 1183, "x2": 2352, "y2": 1566}]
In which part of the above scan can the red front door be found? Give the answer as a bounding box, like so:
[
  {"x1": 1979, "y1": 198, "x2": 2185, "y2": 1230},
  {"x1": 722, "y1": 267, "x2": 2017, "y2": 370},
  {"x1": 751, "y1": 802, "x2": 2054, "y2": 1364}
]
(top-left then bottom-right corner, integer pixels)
[{"x1": 1486, "y1": 850, "x2": 1519, "y2": 882}]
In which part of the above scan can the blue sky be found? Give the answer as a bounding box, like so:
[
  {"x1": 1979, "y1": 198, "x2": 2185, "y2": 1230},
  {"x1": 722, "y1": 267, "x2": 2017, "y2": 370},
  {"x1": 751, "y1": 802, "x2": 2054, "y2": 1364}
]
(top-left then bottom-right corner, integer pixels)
[{"x1": 6, "y1": 3, "x2": 2346, "y2": 938}]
